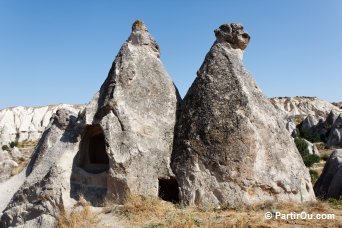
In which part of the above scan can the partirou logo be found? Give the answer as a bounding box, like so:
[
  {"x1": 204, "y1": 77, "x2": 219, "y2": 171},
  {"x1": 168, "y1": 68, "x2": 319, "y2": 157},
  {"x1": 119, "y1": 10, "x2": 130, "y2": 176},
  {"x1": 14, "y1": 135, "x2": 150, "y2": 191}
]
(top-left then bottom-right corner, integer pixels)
[{"x1": 265, "y1": 211, "x2": 335, "y2": 220}]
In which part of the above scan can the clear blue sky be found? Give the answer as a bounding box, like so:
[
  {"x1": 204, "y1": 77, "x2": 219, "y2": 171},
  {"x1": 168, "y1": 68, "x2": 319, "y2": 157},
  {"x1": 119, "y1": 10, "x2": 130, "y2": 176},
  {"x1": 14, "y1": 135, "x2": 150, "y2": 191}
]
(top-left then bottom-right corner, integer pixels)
[{"x1": 0, "y1": 0, "x2": 341, "y2": 109}]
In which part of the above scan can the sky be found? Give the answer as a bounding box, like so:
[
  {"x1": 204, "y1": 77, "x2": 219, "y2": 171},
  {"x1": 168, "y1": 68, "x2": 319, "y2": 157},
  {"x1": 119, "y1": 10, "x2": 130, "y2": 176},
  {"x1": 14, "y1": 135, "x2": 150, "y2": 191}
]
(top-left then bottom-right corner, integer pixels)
[{"x1": 0, "y1": 0, "x2": 341, "y2": 109}]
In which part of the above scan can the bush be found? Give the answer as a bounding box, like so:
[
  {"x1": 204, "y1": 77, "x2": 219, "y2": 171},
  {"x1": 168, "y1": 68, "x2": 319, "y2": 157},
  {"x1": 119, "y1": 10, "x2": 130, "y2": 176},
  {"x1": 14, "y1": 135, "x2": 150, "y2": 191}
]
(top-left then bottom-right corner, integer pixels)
[
  {"x1": 300, "y1": 129, "x2": 321, "y2": 143},
  {"x1": 294, "y1": 137, "x2": 310, "y2": 157},
  {"x1": 304, "y1": 154, "x2": 321, "y2": 167},
  {"x1": 294, "y1": 137, "x2": 320, "y2": 167},
  {"x1": 309, "y1": 169, "x2": 319, "y2": 184},
  {"x1": 2, "y1": 145, "x2": 10, "y2": 152},
  {"x1": 328, "y1": 198, "x2": 342, "y2": 206}
]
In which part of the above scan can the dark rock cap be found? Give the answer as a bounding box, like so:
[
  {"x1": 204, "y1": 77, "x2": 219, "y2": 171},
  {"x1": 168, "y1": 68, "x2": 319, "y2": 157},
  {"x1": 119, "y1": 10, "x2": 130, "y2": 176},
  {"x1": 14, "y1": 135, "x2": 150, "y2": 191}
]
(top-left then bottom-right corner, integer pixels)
[{"x1": 214, "y1": 23, "x2": 250, "y2": 50}]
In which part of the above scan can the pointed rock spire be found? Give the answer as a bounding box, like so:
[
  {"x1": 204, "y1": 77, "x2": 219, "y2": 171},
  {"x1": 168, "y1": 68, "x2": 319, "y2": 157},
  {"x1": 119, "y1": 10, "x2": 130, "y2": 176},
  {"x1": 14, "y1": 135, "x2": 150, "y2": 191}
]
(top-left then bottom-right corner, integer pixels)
[
  {"x1": 127, "y1": 20, "x2": 160, "y2": 56},
  {"x1": 171, "y1": 23, "x2": 315, "y2": 207},
  {"x1": 86, "y1": 19, "x2": 180, "y2": 202}
]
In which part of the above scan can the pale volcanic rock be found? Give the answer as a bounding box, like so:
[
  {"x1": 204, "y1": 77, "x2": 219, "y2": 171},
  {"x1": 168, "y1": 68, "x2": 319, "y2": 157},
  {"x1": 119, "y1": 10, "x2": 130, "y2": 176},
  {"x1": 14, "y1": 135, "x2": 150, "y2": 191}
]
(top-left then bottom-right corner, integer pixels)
[
  {"x1": 270, "y1": 96, "x2": 342, "y2": 119},
  {"x1": 0, "y1": 109, "x2": 81, "y2": 227},
  {"x1": 0, "y1": 104, "x2": 84, "y2": 146},
  {"x1": 327, "y1": 115, "x2": 342, "y2": 148},
  {"x1": 171, "y1": 23, "x2": 315, "y2": 207},
  {"x1": 84, "y1": 19, "x2": 180, "y2": 202},
  {"x1": 314, "y1": 149, "x2": 342, "y2": 199},
  {"x1": 0, "y1": 20, "x2": 180, "y2": 227}
]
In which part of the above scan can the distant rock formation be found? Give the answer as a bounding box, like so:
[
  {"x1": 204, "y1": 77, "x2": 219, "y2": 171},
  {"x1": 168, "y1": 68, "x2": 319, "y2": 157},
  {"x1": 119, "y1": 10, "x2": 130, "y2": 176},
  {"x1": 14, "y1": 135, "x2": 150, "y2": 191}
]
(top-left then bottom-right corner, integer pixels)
[
  {"x1": 327, "y1": 115, "x2": 342, "y2": 148},
  {"x1": 270, "y1": 96, "x2": 342, "y2": 120},
  {"x1": 314, "y1": 149, "x2": 342, "y2": 199},
  {"x1": 295, "y1": 110, "x2": 342, "y2": 147},
  {"x1": 0, "y1": 20, "x2": 180, "y2": 227},
  {"x1": 171, "y1": 23, "x2": 315, "y2": 207},
  {"x1": 270, "y1": 97, "x2": 342, "y2": 137},
  {"x1": 332, "y1": 102, "x2": 342, "y2": 109},
  {"x1": 0, "y1": 104, "x2": 84, "y2": 146}
]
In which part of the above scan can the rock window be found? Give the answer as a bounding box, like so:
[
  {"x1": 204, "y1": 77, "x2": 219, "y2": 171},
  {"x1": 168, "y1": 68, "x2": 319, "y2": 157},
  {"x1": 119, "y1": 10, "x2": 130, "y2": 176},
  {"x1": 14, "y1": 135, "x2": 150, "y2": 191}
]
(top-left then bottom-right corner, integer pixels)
[{"x1": 79, "y1": 125, "x2": 109, "y2": 174}]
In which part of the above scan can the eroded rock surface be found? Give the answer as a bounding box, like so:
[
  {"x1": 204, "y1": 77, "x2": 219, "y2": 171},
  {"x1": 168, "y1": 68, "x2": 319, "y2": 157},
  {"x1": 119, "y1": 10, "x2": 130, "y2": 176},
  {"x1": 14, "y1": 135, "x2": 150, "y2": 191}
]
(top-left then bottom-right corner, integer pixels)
[
  {"x1": 83, "y1": 19, "x2": 180, "y2": 203},
  {"x1": 0, "y1": 104, "x2": 84, "y2": 146},
  {"x1": 171, "y1": 23, "x2": 315, "y2": 207},
  {"x1": 327, "y1": 115, "x2": 342, "y2": 148},
  {"x1": 0, "y1": 20, "x2": 180, "y2": 227},
  {"x1": 270, "y1": 97, "x2": 342, "y2": 119},
  {"x1": 314, "y1": 149, "x2": 342, "y2": 199},
  {"x1": 0, "y1": 109, "x2": 81, "y2": 227}
]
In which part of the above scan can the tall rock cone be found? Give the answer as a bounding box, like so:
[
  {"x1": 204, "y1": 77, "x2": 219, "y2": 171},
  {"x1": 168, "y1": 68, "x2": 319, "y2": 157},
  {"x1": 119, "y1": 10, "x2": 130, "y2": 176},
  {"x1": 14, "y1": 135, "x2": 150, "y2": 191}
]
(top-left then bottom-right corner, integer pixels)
[
  {"x1": 0, "y1": 20, "x2": 180, "y2": 227},
  {"x1": 171, "y1": 23, "x2": 315, "y2": 207},
  {"x1": 85, "y1": 19, "x2": 181, "y2": 203}
]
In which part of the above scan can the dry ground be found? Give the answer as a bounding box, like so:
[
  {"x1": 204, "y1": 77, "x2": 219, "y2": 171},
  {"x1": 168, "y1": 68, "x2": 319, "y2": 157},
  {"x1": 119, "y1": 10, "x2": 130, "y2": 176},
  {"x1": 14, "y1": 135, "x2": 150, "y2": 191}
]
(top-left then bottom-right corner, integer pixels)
[{"x1": 58, "y1": 195, "x2": 342, "y2": 228}]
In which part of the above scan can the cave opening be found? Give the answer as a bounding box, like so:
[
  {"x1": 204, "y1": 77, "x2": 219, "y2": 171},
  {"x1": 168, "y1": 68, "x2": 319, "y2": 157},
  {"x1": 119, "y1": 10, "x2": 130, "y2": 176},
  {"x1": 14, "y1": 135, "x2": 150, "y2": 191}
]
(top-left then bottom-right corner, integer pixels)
[
  {"x1": 158, "y1": 177, "x2": 179, "y2": 203},
  {"x1": 79, "y1": 124, "x2": 109, "y2": 174}
]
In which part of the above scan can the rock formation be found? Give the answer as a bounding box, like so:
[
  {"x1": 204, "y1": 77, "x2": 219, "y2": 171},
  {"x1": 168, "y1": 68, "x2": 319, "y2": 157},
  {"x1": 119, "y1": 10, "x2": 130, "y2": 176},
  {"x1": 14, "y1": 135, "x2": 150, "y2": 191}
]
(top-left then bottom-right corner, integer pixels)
[
  {"x1": 83, "y1": 19, "x2": 180, "y2": 203},
  {"x1": 332, "y1": 102, "x2": 342, "y2": 109},
  {"x1": 270, "y1": 96, "x2": 342, "y2": 119},
  {"x1": 327, "y1": 115, "x2": 342, "y2": 148},
  {"x1": 0, "y1": 104, "x2": 84, "y2": 146},
  {"x1": 171, "y1": 23, "x2": 315, "y2": 207},
  {"x1": 0, "y1": 20, "x2": 180, "y2": 227},
  {"x1": 303, "y1": 139, "x2": 320, "y2": 156},
  {"x1": 293, "y1": 110, "x2": 342, "y2": 147},
  {"x1": 300, "y1": 115, "x2": 319, "y2": 132},
  {"x1": 314, "y1": 149, "x2": 342, "y2": 199}
]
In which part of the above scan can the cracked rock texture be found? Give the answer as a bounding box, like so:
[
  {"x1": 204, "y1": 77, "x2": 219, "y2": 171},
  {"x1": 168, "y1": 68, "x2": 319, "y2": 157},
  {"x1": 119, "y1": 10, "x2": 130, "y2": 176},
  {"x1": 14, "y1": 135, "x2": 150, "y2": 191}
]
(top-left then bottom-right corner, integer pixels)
[
  {"x1": 0, "y1": 109, "x2": 82, "y2": 227},
  {"x1": 0, "y1": 20, "x2": 180, "y2": 227},
  {"x1": 85, "y1": 19, "x2": 180, "y2": 202},
  {"x1": 171, "y1": 23, "x2": 315, "y2": 207}
]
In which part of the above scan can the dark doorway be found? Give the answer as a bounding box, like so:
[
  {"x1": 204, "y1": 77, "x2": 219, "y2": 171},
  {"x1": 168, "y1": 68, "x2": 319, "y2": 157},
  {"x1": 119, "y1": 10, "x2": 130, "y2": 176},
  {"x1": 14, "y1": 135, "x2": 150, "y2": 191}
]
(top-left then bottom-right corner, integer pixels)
[
  {"x1": 158, "y1": 177, "x2": 179, "y2": 203},
  {"x1": 79, "y1": 125, "x2": 109, "y2": 174}
]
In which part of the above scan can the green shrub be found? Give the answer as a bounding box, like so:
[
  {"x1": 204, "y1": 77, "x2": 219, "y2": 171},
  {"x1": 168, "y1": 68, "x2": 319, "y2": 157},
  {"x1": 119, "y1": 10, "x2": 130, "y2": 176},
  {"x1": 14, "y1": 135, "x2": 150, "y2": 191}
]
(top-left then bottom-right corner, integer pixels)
[
  {"x1": 300, "y1": 129, "x2": 321, "y2": 143},
  {"x1": 304, "y1": 154, "x2": 320, "y2": 167},
  {"x1": 294, "y1": 137, "x2": 320, "y2": 167},
  {"x1": 328, "y1": 198, "x2": 342, "y2": 206},
  {"x1": 309, "y1": 169, "x2": 319, "y2": 184},
  {"x1": 294, "y1": 137, "x2": 310, "y2": 157},
  {"x1": 2, "y1": 145, "x2": 10, "y2": 151}
]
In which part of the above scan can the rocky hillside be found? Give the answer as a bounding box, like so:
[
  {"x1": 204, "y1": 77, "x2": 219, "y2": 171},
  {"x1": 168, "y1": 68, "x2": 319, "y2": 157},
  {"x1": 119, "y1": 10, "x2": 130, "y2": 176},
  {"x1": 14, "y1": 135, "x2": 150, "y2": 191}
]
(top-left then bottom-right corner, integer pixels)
[
  {"x1": 0, "y1": 104, "x2": 84, "y2": 146},
  {"x1": 270, "y1": 96, "x2": 341, "y2": 119},
  {"x1": 333, "y1": 102, "x2": 342, "y2": 109}
]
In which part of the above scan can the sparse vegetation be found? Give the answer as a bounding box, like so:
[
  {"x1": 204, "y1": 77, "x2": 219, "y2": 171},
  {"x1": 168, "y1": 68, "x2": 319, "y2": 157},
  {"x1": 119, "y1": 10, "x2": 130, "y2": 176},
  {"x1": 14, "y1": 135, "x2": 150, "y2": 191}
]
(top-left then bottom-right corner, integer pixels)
[
  {"x1": 294, "y1": 137, "x2": 320, "y2": 167},
  {"x1": 300, "y1": 129, "x2": 321, "y2": 143},
  {"x1": 304, "y1": 154, "x2": 321, "y2": 167},
  {"x1": 57, "y1": 196, "x2": 99, "y2": 228},
  {"x1": 101, "y1": 195, "x2": 342, "y2": 227},
  {"x1": 17, "y1": 139, "x2": 39, "y2": 148},
  {"x1": 328, "y1": 198, "x2": 342, "y2": 206},
  {"x1": 295, "y1": 116, "x2": 303, "y2": 126},
  {"x1": 309, "y1": 169, "x2": 319, "y2": 184}
]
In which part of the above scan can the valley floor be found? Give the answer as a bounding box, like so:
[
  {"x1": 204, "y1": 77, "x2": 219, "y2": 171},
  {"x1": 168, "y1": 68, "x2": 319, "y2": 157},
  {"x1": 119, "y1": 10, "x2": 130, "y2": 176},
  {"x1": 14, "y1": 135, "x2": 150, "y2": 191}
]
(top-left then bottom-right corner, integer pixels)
[{"x1": 58, "y1": 195, "x2": 342, "y2": 228}]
